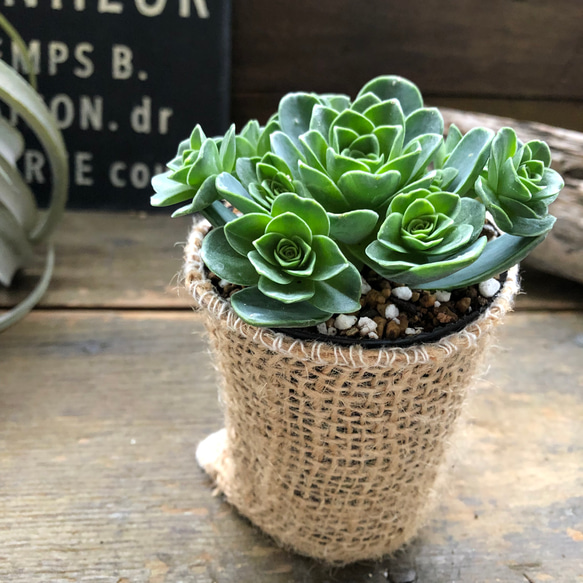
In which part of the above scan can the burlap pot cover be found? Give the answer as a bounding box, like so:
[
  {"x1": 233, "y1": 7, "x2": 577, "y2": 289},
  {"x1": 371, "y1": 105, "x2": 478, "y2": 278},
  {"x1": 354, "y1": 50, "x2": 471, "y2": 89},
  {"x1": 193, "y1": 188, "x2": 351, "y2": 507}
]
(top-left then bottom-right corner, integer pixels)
[{"x1": 184, "y1": 219, "x2": 519, "y2": 565}]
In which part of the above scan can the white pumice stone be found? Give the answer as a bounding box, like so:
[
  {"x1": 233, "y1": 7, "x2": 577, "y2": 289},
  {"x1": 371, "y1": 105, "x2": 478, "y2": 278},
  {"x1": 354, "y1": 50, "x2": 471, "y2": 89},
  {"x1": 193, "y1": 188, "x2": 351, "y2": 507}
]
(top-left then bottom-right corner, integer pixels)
[
  {"x1": 357, "y1": 316, "x2": 377, "y2": 328},
  {"x1": 435, "y1": 290, "x2": 451, "y2": 302},
  {"x1": 385, "y1": 304, "x2": 400, "y2": 320},
  {"x1": 434, "y1": 300, "x2": 441, "y2": 308},
  {"x1": 405, "y1": 327, "x2": 419, "y2": 335},
  {"x1": 479, "y1": 278, "x2": 501, "y2": 298},
  {"x1": 360, "y1": 276, "x2": 372, "y2": 295},
  {"x1": 334, "y1": 314, "x2": 357, "y2": 330},
  {"x1": 316, "y1": 322, "x2": 328, "y2": 335},
  {"x1": 218, "y1": 279, "x2": 230, "y2": 288},
  {"x1": 392, "y1": 286, "x2": 413, "y2": 301},
  {"x1": 367, "y1": 332, "x2": 379, "y2": 340},
  {"x1": 357, "y1": 317, "x2": 377, "y2": 336},
  {"x1": 327, "y1": 327, "x2": 337, "y2": 336}
]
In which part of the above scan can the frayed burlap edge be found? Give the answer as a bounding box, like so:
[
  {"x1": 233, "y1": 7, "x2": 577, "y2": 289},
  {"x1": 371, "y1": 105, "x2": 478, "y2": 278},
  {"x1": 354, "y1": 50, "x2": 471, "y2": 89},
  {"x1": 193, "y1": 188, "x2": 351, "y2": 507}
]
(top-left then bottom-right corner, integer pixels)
[{"x1": 184, "y1": 218, "x2": 519, "y2": 565}]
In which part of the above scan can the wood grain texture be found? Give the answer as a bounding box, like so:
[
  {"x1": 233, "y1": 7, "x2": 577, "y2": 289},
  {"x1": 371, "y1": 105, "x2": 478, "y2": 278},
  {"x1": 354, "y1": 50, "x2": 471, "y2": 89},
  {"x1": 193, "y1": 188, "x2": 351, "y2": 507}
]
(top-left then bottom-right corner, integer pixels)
[
  {"x1": 231, "y1": 0, "x2": 583, "y2": 129},
  {"x1": 231, "y1": 1, "x2": 583, "y2": 130},
  {"x1": 1, "y1": 211, "x2": 582, "y2": 313},
  {"x1": 1, "y1": 310, "x2": 582, "y2": 582},
  {"x1": 0, "y1": 211, "x2": 193, "y2": 310}
]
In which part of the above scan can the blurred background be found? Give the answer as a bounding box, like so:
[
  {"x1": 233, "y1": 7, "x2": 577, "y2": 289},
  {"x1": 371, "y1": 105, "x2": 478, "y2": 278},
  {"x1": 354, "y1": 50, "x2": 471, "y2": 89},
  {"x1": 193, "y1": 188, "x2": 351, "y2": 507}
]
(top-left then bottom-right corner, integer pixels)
[
  {"x1": 1, "y1": 0, "x2": 582, "y2": 210},
  {"x1": 231, "y1": 0, "x2": 583, "y2": 132}
]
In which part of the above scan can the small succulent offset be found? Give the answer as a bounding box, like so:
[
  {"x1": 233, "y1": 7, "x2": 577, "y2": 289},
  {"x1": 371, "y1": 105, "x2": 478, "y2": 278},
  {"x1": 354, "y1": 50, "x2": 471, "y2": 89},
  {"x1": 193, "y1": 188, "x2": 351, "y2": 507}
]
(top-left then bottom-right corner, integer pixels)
[{"x1": 152, "y1": 75, "x2": 563, "y2": 328}]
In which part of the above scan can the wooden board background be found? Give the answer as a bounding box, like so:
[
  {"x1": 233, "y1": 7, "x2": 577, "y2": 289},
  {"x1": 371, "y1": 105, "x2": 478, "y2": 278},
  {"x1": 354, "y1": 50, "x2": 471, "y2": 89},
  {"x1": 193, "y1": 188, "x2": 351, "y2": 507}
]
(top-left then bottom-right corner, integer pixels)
[
  {"x1": 230, "y1": 0, "x2": 583, "y2": 131},
  {"x1": 0, "y1": 212, "x2": 582, "y2": 312}
]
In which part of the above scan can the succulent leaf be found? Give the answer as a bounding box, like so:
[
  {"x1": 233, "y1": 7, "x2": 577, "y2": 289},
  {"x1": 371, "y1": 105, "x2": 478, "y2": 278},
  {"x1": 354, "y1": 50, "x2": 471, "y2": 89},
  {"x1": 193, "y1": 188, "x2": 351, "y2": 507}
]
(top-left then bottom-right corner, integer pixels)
[
  {"x1": 405, "y1": 108, "x2": 444, "y2": 144},
  {"x1": 215, "y1": 173, "x2": 267, "y2": 215},
  {"x1": 150, "y1": 171, "x2": 195, "y2": 207},
  {"x1": 279, "y1": 92, "x2": 322, "y2": 147},
  {"x1": 357, "y1": 75, "x2": 423, "y2": 116},
  {"x1": 415, "y1": 232, "x2": 549, "y2": 289},
  {"x1": 443, "y1": 127, "x2": 494, "y2": 194},
  {"x1": 328, "y1": 209, "x2": 379, "y2": 244},
  {"x1": 230, "y1": 286, "x2": 332, "y2": 328},
  {"x1": 310, "y1": 263, "x2": 362, "y2": 313},
  {"x1": 320, "y1": 93, "x2": 351, "y2": 112},
  {"x1": 257, "y1": 114, "x2": 281, "y2": 157},
  {"x1": 235, "y1": 157, "x2": 259, "y2": 188},
  {"x1": 224, "y1": 212, "x2": 272, "y2": 255},
  {"x1": 200, "y1": 227, "x2": 260, "y2": 286},
  {"x1": 366, "y1": 188, "x2": 489, "y2": 286},
  {"x1": 271, "y1": 193, "x2": 330, "y2": 236},
  {"x1": 270, "y1": 131, "x2": 305, "y2": 180},
  {"x1": 219, "y1": 124, "x2": 237, "y2": 173}
]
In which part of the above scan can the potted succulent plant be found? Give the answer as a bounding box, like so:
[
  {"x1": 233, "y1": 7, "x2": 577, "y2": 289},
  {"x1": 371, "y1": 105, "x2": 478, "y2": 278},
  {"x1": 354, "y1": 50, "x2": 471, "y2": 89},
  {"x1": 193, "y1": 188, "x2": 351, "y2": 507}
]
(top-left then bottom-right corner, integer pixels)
[{"x1": 152, "y1": 75, "x2": 562, "y2": 564}]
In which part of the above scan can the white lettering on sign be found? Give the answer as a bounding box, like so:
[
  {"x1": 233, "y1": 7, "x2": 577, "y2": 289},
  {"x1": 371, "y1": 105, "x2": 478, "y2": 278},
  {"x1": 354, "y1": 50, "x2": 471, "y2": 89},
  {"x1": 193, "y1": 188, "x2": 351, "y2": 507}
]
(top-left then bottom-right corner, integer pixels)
[
  {"x1": 98, "y1": 0, "x2": 123, "y2": 14},
  {"x1": 2, "y1": 0, "x2": 210, "y2": 17},
  {"x1": 48, "y1": 41, "x2": 68, "y2": 75},
  {"x1": 129, "y1": 97, "x2": 174, "y2": 135},
  {"x1": 135, "y1": 0, "x2": 167, "y2": 17},
  {"x1": 11, "y1": 40, "x2": 95, "y2": 78},
  {"x1": 3, "y1": 0, "x2": 38, "y2": 6},
  {"x1": 158, "y1": 107, "x2": 173, "y2": 135},
  {"x1": 45, "y1": 94, "x2": 104, "y2": 131},
  {"x1": 79, "y1": 96, "x2": 103, "y2": 130},
  {"x1": 51, "y1": 0, "x2": 87, "y2": 9},
  {"x1": 24, "y1": 150, "x2": 45, "y2": 183},
  {"x1": 131, "y1": 97, "x2": 152, "y2": 134},
  {"x1": 11, "y1": 39, "x2": 40, "y2": 75},
  {"x1": 74, "y1": 43, "x2": 94, "y2": 78},
  {"x1": 112, "y1": 45, "x2": 133, "y2": 80},
  {"x1": 75, "y1": 151, "x2": 94, "y2": 186},
  {"x1": 23, "y1": 149, "x2": 114, "y2": 187},
  {"x1": 179, "y1": 0, "x2": 209, "y2": 18},
  {"x1": 109, "y1": 161, "x2": 165, "y2": 189},
  {"x1": 50, "y1": 94, "x2": 75, "y2": 129}
]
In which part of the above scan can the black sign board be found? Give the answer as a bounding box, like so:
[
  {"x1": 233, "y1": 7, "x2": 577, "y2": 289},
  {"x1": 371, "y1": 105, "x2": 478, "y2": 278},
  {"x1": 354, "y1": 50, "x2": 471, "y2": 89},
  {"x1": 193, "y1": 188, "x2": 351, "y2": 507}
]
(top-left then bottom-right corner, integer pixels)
[{"x1": 0, "y1": 0, "x2": 231, "y2": 209}]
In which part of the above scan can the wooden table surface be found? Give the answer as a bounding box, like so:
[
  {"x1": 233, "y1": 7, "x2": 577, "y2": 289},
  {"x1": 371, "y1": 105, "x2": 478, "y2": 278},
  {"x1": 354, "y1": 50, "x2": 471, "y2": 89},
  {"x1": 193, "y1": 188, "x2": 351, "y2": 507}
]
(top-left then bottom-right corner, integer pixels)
[{"x1": 1, "y1": 212, "x2": 582, "y2": 583}]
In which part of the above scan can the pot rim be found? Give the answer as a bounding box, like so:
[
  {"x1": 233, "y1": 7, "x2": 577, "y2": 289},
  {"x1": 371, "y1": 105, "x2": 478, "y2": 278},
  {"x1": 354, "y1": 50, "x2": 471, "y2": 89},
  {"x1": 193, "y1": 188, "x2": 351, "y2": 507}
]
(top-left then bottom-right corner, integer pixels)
[{"x1": 184, "y1": 219, "x2": 520, "y2": 368}]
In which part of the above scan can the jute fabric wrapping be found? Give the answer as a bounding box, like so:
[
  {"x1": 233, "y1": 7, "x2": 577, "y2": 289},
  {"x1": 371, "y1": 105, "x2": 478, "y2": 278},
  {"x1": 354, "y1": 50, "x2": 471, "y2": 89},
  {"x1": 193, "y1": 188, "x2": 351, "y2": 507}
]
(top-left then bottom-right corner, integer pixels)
[{"x1": 185, "y1": 219, "x2": 519, "y2": 564}]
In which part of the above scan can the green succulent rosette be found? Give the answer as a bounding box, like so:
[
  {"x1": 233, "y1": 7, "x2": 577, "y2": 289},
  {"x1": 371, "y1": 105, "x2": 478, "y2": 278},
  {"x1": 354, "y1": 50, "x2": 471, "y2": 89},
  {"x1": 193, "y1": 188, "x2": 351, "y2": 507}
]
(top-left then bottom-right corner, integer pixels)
[
  {"x1": 365, "y1": 188, "x2": 487, "y2": 287},
  {"x1": 235, "y1": 152, "x2": 309, "y2": 211},
  {"x1": 268, "y1": 76, "x2": 495, "y2": 245},
  {"x1": 151, "y1": 117, "x2": 280, "y2": 219},
  {"x1": 474, "y1": 127, "x2": 562, "y2": 236},
  {"x1": 200, "y1": 193, "x2": 361, "y2": 327},
  {"x1": 150, "y1": 124, "x2": 236, "y2": 218}
]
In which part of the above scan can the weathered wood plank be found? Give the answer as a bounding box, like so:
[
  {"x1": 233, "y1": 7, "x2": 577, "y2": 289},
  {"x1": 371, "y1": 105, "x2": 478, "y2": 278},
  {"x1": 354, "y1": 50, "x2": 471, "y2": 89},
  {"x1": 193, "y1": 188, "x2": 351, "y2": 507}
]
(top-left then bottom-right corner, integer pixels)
[
  {"x1": 430, "y1": 97, "x2": 583, "y2": 134},
  {"x1": 232, "y1": 0, "x2": 583, "y2": 101},
  {"x1": 1, "y1": 212, "x2": 582, "y2": 313},
  {"x1": 1, "y1": 311, "x2": 582, "y2": 582},
  {"x1": 0, "y1": 211, "x2": 194, "y2": 310}
]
